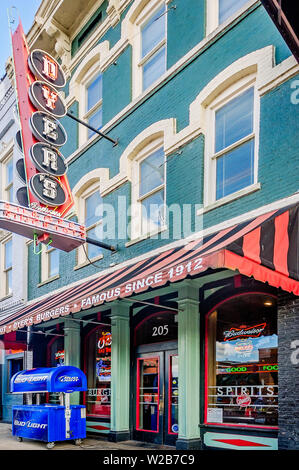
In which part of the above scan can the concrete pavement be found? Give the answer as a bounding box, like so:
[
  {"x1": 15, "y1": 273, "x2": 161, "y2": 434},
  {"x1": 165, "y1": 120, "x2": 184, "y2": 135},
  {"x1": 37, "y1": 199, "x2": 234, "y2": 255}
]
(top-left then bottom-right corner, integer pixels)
[{"x1": 0, "y1": 422, "x2": 174, "y2": 451}]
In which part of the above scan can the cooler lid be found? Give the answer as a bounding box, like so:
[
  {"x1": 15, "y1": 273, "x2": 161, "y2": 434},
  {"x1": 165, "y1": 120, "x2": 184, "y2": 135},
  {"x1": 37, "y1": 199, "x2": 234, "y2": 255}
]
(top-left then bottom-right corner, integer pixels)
[{"x1": 10, "y1": 366, "x2": 87, "y2": 393}]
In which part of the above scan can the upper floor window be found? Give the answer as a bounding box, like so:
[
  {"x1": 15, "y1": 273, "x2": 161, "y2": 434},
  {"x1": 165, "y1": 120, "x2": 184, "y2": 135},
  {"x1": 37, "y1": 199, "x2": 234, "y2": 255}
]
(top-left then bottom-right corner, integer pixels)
[
  {"x1": 131, "y1": 1, "x2": 167, "y2": 97},
  {"x1": 85, "y1": 189, "x2": 103, "y2": 260},
  {"x1": 131, "y1": 139, "x2": 166, "y2": 239},
  {"x1": 2, "y1": 238, "x2": 12, "y2": 297},
  {"x1": 141, "y1": 4, "x2": 166, "y2": 91},
  {"x1": 204, "y1": 75, "x2": 258, "y2": 205},
  {"x1": 139, "y1": 147, "x2": 165, "y2": 233},
  {"x1": 207, "y1": 0, "x2": 251, "y2": 34},
  {"x1": 219, "y1": 0, "x2": 250, "y2": 24},
  {"x1": 214, "y1": 86, "x2": 255, "y2": 199},
  {"x1": 85, "y1": 73, "x2": 103, "y2": 140},
  {"x1": 40, "y1": 242, "x2": 60, "y2": 284},
  {"x1": 4, "y1": 157, "x2": 13, "y2": 202}
]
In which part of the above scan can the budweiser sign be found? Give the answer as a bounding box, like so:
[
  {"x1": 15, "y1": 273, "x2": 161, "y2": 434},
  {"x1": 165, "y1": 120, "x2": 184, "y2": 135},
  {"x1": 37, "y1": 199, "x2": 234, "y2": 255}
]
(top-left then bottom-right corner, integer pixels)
[{"x1": 223, "y1": 323, "x2": 267, "y2": 341}]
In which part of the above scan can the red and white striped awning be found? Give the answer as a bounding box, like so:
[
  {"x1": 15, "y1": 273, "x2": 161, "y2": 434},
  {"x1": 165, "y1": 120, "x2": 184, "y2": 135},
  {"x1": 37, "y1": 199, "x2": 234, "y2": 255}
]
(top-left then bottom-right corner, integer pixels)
[{"x1": 0, "y1": 202, "x2": 298, "y2": 334}]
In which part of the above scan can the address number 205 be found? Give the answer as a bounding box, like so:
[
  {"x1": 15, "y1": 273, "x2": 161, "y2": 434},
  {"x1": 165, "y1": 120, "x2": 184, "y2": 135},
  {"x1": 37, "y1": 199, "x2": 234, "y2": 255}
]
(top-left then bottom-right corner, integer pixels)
[{"x1": 152, "y1": 325, "x2": 169, "y2": 336}]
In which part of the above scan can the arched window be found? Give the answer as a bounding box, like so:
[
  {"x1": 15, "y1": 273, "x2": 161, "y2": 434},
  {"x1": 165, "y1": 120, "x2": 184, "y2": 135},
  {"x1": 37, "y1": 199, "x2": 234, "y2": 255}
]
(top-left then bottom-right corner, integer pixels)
[
  {"x1": 204, "y1": 73, "x2": 259, "y2": 206},
  {"x1": 78, "y1": 181, "x2": 103, "y2": 264},
  {"x1": 128, "y1": 0, "x2": 167, "y2": 98},
  {"x1": 131, "y1": 137, "x2": 166, "y2": 240},
  {"x1": 205, "y1": 292, "x2": 278, "y2": 428},
  {"x1": 207, "y1": 0, "x2": 253, "y2": 35},
  {"x1": 72, "y1": 170, "x2": 108, "y2": 267},
  {"x1": 84, "y1": 71, "x2": 103, "y2": 140},
  {"x1": 68, "y1": 42, "x2": 109, "y2": 146}
]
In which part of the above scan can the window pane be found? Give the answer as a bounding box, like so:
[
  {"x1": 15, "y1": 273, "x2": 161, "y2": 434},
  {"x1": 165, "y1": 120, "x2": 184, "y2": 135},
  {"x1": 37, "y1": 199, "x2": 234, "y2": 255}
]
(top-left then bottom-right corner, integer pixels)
[
  {"x1": 140, "y1": 147, "x2": 164, "y2": 197},
  {"x1": 142, "y1": 5, "x2": 166, "y2": 58},
  {"x1": 6, "y1": 269, "x2": 12, "y2": 295},
  {"x1": 87, "y1": 74, "x2": 102, "y2": 111},
  {"x1": 6, "y1": 159, "x2": 13, "y2": 185},
  {"x1": 207, "y1": 294, "x2": 278, "y2": 427},
  {"x1": 216, "y1": 138, "x2": 254, "y2": 199},
  {"x1": 215, "y1": 87, "x2": 254, "y2": 153},
  {"x1": 48, "y1": 249, "x2": 59, "y2": 278},
  {"x1": 5, "y1": 240, "x2": 12, "y2": 269},
  {"x1": 141, "y1": 189, "x2": 165, "y2": 233},
  {"x1": 143, "y1": 46, "x2": 166, "y2": 91},
  {"x1": 88, "y1": 107, "x2": 103, "y2": 139},
  {"x1": 219, "y1": 0, "x2": 249, "y2": 24},
  {"x1": 137, "y1": 358, "x2": 159, "y2": 431},
  {"x1": 85, "y1": 191, "x2": 102, "y2": 227},
  {"x1": 87, "y1": 226, "x2": 102, "y2": 259}
]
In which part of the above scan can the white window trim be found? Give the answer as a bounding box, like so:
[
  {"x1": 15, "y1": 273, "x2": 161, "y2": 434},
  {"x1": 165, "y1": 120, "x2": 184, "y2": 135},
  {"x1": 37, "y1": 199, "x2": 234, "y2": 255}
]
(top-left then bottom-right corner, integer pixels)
[
  {"x1": 78, "y1": 62, "x2": 103, "y2": 145},
  {"x1": 1, "y1": 236, "x2": 12, "y2": 299},
  {"x1": 1, "y1": 151, "x2": 13, "y2": 203},
  {"x1": 130, "y1": 137, "x2": 167, "y2": 241},
  {"x1": 40, "y1": 244, "x2": 60, "y2": 285},
  {"x1": 204, "y1": 73, "x2": 260, "y2": 208},
  {"x1": 206, "y1": 0, "x2": 256, "y2": 36},
  {"x1": 75, "y1": 179, "x2": 104, "y2": 268},
  {"x1": 131, "y1": 0, "x2": 168, "y2": 99}
]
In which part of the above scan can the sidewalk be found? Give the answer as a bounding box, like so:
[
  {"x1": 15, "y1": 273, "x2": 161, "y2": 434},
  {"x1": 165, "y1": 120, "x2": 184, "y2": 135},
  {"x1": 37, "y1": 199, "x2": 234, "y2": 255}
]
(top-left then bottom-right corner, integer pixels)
[{"x1": 0, "y1": 422, "x2": 174, "y2": 451}]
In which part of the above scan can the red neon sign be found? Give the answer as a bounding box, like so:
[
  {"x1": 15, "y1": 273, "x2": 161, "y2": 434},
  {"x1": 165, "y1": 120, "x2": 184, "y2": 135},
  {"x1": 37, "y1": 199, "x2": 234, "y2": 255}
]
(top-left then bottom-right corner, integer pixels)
[
  {"x1": 11, "y1": 20, "x2": 73, "y2": 218},
  {"x1": 223, "y1": 323, "x2": 267, "y2": 341}
]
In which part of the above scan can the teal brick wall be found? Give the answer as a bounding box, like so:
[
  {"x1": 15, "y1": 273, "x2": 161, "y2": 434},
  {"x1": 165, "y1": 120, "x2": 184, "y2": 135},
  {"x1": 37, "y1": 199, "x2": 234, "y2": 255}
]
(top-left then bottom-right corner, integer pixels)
[
  {"x1": 103, "y1": 46, "x2": 132, "y2": 124},
  {"x1": 27, "y1": 2, "x2": 298, "y2": 300},
  {"x1": 60, "y1": 101, "x2": 79, "y2": 158},
  {"x1": 167, "y1": 0, "x2": 205, "y2": 68}
]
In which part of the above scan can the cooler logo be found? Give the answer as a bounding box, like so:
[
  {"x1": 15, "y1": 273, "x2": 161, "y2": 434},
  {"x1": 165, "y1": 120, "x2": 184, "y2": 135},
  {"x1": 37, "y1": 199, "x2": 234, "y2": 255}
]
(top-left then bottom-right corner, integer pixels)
[
  {"x1": 223, "y1": 323, "x2": 266, "y2": 341},
  {"x1": 58, "y1": 375, "x2": 80, "y2": 383},
  {"x1": 14, "y1": 375, "x2": 48, "y2": 384},
  {"x1": 14, "y1": 420, "x2": 48, "y2": 429}
]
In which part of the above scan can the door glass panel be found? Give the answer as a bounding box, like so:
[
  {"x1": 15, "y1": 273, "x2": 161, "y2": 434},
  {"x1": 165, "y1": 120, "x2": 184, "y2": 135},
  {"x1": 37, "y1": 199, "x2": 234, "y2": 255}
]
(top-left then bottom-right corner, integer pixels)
[
  {"x1": 168, "y1": 355, "x2": 178, "y2": 434},
  {"x1": 137, "y1": 358, "x2": 159, "y2": 432}
]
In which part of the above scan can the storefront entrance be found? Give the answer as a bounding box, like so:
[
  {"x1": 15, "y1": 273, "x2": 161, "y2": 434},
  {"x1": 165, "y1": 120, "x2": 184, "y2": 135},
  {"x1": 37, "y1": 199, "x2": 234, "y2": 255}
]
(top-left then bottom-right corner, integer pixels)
[{"x1": 133, "y1": 347, "x2": 178, "y2": 446}]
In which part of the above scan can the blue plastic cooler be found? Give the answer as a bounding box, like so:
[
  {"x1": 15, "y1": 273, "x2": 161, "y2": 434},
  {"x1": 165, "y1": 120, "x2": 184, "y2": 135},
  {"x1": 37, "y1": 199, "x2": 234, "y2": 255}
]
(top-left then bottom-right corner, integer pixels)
[{"x1": 10, "y1": 366, "x2": 87, "y2": 449}]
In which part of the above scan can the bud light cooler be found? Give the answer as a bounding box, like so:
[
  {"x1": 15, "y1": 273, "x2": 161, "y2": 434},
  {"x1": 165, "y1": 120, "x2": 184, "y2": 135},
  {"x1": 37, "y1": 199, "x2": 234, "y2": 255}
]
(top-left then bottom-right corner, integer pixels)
[{"x1": 10, "y1": 366, "x2": 87, "y2": 449}]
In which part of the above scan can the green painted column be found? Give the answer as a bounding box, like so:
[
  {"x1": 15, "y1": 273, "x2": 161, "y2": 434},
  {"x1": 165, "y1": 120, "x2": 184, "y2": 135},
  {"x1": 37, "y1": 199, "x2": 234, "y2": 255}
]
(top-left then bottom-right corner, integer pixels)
[
  {"x1": 176, "y1": 280, "x2": 201, "y2": 450},
  {"x1": 64, "y1": 318, "x2": 81, "y2": 404},
  {"x1": 108, "y1": 301, "x2": 131, "y2": 442}
]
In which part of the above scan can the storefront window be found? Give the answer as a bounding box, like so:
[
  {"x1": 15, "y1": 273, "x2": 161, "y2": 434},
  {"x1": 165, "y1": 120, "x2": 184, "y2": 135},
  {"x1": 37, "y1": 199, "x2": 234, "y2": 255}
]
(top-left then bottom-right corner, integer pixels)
[
  {"x1": 85, "y1": 327, "x2": 111, "y2": 418},
  {"x1": 206, "y1": 293, "x2": 278, "y2": 427}
]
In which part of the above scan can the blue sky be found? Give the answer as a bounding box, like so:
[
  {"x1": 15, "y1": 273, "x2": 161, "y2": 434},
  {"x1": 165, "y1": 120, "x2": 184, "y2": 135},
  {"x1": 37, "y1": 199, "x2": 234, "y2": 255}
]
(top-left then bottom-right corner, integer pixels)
[{"x1": 0, "y1": 0, "x2": 42, "y2": 78}]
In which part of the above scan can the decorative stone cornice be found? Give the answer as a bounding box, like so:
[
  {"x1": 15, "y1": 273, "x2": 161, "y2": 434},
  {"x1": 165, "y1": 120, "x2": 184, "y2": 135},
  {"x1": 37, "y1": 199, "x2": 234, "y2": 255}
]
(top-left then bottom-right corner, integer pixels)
[
  {"x1": 107, "y1": 0, "x2": 121, "y2": 27},
  {"x1": 45, "y1": 19, "x2": 71, "y2": 75}
]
